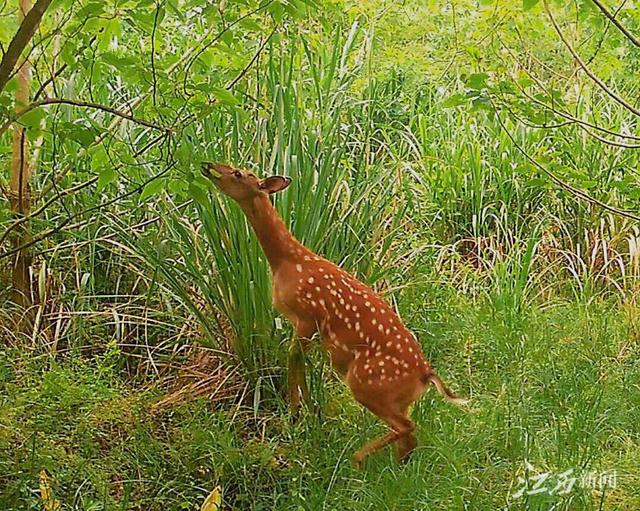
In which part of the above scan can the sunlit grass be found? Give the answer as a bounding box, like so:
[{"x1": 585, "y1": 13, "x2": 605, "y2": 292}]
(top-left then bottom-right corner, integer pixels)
[{"x1": 2, "y1": 8, "x2": 640, "y2": 511}]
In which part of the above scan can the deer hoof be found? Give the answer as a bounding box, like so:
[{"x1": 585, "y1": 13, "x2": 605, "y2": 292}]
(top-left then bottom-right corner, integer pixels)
[
  {"x1": 288, "y1": 387, "x2": 302, "y2": 415},
  {"x1": 351, "y1": 452, "x2": 365, "y2": 469}
]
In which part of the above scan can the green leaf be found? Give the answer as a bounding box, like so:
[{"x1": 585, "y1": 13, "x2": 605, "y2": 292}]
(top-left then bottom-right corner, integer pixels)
[
  {"x1": 188, "y1": 182, "x2": 210, "y2": 207},
  {"x1": 76, "y1": 1, "x2": 105, "y2": 18},
  {"x1": 466, "y1": 73, "x2": 489, "y2": 90},
  {"x1": 211, "y1": 87, "x2": 240, "y2": 107},
  {"x1": 525, "y1": 178, "x2": 548, "y2": 188},
  {"x1": 20, "y1": 108, "x2": 45, "y2": 130},
  {"x1": 523, "y1": 0, "x2": 540, "y2": 11},
  {"x1": 268, "y1": 1, "x2": 286, "y2": 23},
  {"x1": 174, "y1": 144, "x2": 192, "y2": 166},
  {"x1": 97, "y1": 167, "x2": 117, "y2": 192},
  {"x1": 168, "y1": 179, "x2": 188, "y2": 195},
  {"x1": 62, "y1": 122, "x2": 98, "y2": 147},
  {"x1": 140, "y1": 178, "x2": 166, "y2": 201},
  {"x1": 442, "y1": 93, "x2": 467, "y2": 108},
  {"x1": 90, "y1": 145, "x2": 109, "y2": 171}
]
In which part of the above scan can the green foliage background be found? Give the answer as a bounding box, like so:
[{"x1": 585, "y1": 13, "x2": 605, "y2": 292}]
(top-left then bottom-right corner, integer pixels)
[{"x1": 1, "y1": 0, "x2": 640, "y2": 509}]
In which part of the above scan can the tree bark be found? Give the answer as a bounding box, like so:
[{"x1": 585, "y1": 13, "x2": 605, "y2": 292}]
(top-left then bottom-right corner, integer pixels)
[{"x1": 9, "y1": 0, "x2": 35, "y2": 318}]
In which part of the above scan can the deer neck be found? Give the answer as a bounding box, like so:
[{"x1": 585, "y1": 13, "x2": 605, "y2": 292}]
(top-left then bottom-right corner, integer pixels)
[{"x1": 240, "y1": 194, "x2": 302, "y2": 271}]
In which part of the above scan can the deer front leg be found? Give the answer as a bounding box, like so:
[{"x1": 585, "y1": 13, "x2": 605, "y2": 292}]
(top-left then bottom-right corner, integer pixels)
[
  {"x1": 287, "y1": 319, "x2": 316, "y2": 413},
  {"x1": 288, "y1": 337, "x2": 310, "y2": 412}
]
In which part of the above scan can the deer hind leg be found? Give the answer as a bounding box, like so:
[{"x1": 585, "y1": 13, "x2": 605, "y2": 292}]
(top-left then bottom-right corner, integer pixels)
[
  {"x1": 394, "y1": 408, "x2": 417, "y2": 462},
  {"x1": 352, "y1": 410, "x2": 416, "y2": 468}
]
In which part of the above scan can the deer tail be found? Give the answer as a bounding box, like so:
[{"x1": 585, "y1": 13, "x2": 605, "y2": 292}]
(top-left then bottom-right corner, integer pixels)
[{"x1": 423, "y1": 371, "x2": 469, "y2": 407}]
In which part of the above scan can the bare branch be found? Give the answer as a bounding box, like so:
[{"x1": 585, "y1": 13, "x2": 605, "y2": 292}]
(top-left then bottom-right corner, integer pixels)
[
  {"x1": 494, "y1": 106, "x2": 640, "y2": 223},
  {"x1": 581, "y1": 126, "x2": 640, "y2": 148},
  {"x1": 0, "y1": 162, "x2": 176, "y2": 261},
  {"x1": 0, "y1": 0, "x2": 53, "y2": 93},
  {"x1": 0, "y1": 176, "x2": 98, "y2": 248},
  {"x1": 544, "y1": 0, "x2": 640, "y2": 118},
  {"x1": 225, "y1": 27, "x2": 277, "y2": 91},
  {"x1": 495, "y1": 34, "x2": 640, "y2": 141},
  {"x1": 590, "y1": 0, "x2": 640, "y2": 48},
  {"x1": 0, "y1": 97, "x2": 172, "y2": 138}
]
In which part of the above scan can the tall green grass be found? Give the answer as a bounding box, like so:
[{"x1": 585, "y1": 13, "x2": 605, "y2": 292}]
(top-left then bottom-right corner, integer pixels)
[{"x1": 122, "y1": 25, "x2": 408, "y2": 392}]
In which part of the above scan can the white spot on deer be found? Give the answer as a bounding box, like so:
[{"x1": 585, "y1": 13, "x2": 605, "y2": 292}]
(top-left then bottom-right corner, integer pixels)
[
  {"x1": 372, "y1": 318, "x2": 377, "y2": 325},
  {"x1": 364, "y1": 301, "x2": 371, "y2": 307},
  {"x1": 310, "y1": 301, "x2": 316, "y2": 307},
  {"x1": 378, "y1": 360, "x2": 384, "y2": 367},
  {"x1": 296, "y1": 264, "x2": 303, "y2": 273},
  {"x1": 355, "y1": 322, "x2": 360, "y2": 332},
  {"x1": 378, "y1": 324, "x2": 384, "y2": 332},
  {"x1": 308, "y1": 277, "x2": 315, "y2": 284}
]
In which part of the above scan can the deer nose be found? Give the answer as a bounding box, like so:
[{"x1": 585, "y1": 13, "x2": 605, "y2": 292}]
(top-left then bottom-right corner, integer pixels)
[{"x1": 202, "y1": 162, "x2": 222, "y2": 178}]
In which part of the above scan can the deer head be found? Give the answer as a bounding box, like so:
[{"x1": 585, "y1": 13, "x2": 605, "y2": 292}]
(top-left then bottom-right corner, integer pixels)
[{"x1": 202, "y1": 162, "x2": 291, "y2": 204}]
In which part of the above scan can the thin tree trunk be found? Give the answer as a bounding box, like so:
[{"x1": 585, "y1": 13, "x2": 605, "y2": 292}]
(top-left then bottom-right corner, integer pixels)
[{"x1": 9, "y1": 0, "x2": 34, "y2": 318}]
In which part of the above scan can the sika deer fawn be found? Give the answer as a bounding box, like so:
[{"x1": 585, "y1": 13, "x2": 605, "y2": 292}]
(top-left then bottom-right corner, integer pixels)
[{"x1": 202, "y1": 162, "x2": 467, "y2": 465}]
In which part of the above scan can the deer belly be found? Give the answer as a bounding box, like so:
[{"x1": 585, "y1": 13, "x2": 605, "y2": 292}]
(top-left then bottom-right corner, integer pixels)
[{"x1": 325, "y1": 343, "x2": 353, "y2": 376}]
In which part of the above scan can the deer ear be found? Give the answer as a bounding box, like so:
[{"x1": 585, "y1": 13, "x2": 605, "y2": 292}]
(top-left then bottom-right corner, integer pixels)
[{"x1": 259, "y1": 176, "x2": 291, "y2": 194}]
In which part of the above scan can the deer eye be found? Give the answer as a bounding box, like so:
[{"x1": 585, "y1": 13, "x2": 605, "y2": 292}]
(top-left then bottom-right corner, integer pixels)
[{"x1": 233, "y1": 171, "x2": 242, "y2": 179}]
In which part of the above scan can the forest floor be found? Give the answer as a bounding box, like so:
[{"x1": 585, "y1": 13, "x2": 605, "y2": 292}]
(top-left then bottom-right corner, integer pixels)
[{"x1": 2, "y1": 290, "x2": 639, "y2": 510}]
